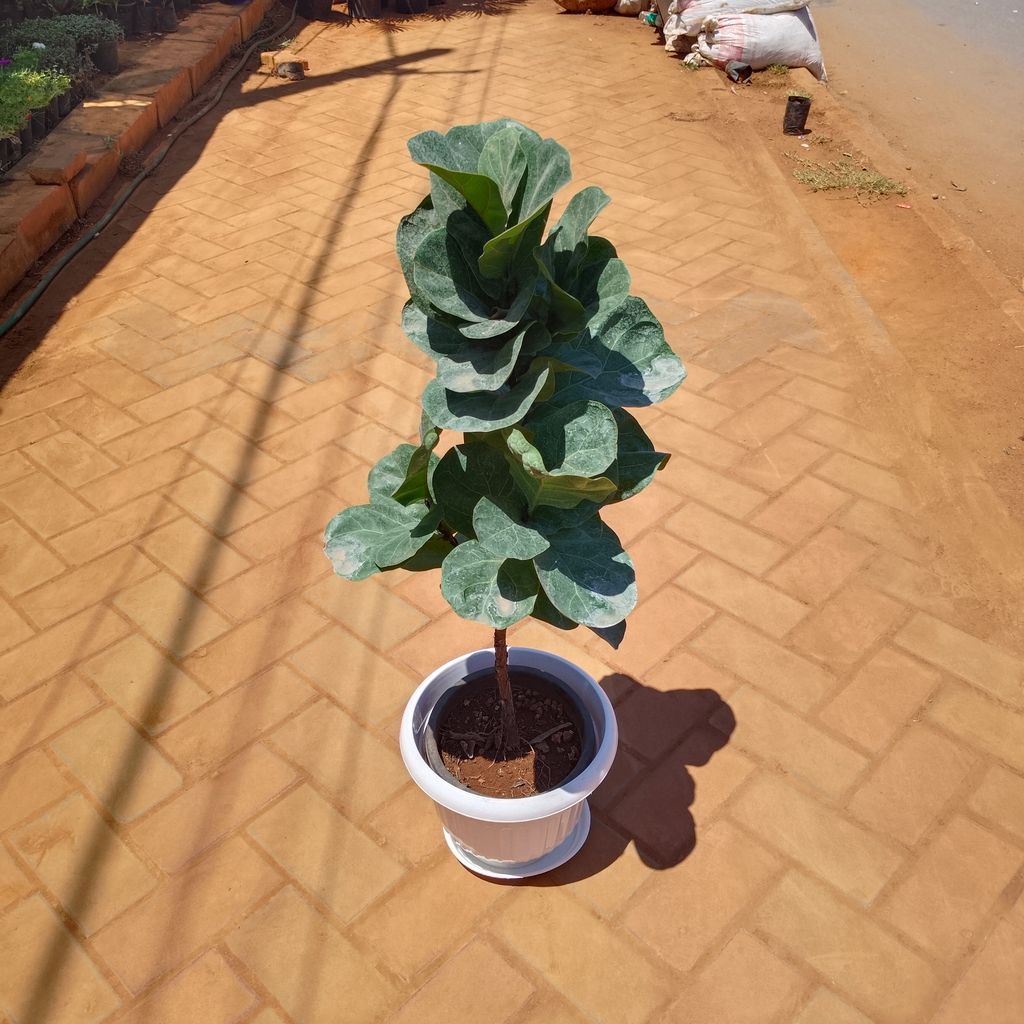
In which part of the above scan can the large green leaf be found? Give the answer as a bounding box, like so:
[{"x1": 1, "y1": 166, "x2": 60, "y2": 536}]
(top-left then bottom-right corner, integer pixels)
[
  {"x1": 548, "y1": 297, "x2": 686, "y2": 407},
  {"x1": 535, "y1": 251, "x2": 587, "y2": 336},
  {"x1": 422, "y1": 363, "x2": 549, "y2": 432},
  {"x1": 412, "y1": 229, "x2": 491, "y2": 323},
  {"x1": 546, "y1": 186, "x2": 610, "y2": 281},
  {"x1": 478, "y1": 125, "x2": 528, "y2": 211},
  {"x1": 530, "y1": 588, "x2": 579, "y2": 631},
  {"x1": 367, "y1": 443, "x2": 437, "y2": 505},
  {"x1": 575, "y1": 255, "x2": 631, "y2": 319},
  {"x1": 432, "y1": 443, "x2": 523, "y2": 535},
  {"x1": 528, "y1": 400, "x2": 618, "y2": 477},
  {"x1": 589, "y1": 620, "x2": 626, "y2": 649},
  {"x1": 402, "y1": 304, "x2": 525, "y2": 393},
  {"x1": 324, "y1": 499, "x2": 441, "y2": 581},
  {"x1": 505, "y1": 427, "x2": 617, "y2": 510},
  {"x1": 472, "y1": 497, "x2": 549, "y2": 559},
  {"x1": 440, "y1": 541, "x2": 537, "y2": 628},
  {"x1": 606, "y1": 409, "x2": 670, "y2": 502},
  {"x1": 514, "y1": 137, "x2": 572, "y2": 224},
  {"x1": 478, "y1": 200, "x2": 551, "y2": 282},
  {"x1": 397, "y1": 534, "x2": 451, "y2": 572},
  {"x1": 458, "y1": 279, "x2": 535, "y2": 340},
  {"x1": 396, "y1": 198, "x2": 440, "y2": 306},
  {"x1": 533, "y1": 517, "x2": 636, "y2": 627}
]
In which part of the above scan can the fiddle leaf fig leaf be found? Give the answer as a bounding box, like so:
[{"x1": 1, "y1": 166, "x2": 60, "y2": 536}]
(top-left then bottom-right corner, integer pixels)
[
  {"x1": 440, "y1": 541, "x2": 538, "y2": 629},
  {"x1": 422, "y1": 363, "x2": 550, "y2": 432},
  {"x1": 367, "y1": 443, "x2": 437, "y2": 506},
  {"x1": 575, "y1": 255, "x2": 631, "y2": 319},
  {"x1": 478, "y1": 125, "x2": 528, "y2": 210},
  {"x1": 515, "y1": 136, "x2": 572, "y2": 224},
  {"x1": 533, "y1": 517, "x2": 637, "y2": 628},
  {"x1": 606, "y1": 408, "x2": 669, "y2": 501},
  {"x1": 472, "y1": 496, "x2": 550, "y2": 560},
  {"x1": 325, "y1": 499, "x2": 441, "y2": 581},
  {"x1": 413, "y1": 229, "x2": 491, "y2": 323},
  {"x1": 403, "y1": 303, "x2": 525, "y2": 393},
  {"x1": 396, "y1": 534, "x2": 451, "y2": 572},
  {"x1": 588, "y1": 620, "x2": 626, "y2": 649},
  {"x1": 546, "y1": 186, "x2": 610, "y2": 281},
  {"x1": 432, "y1": 443, "x2": 523, "y2": 535},
  {"x1": 535, "y1": 251, "x2": 587, "y2": 335},
  {"x1": 458, "y1": 279, "x2": 535, "y2": 340},
  {"x1": 530, "y1": 588, "x2": 579, "y2": 631},
  {"x1": 529, "y1": 400, "x2": 618, "y2": 477},
  {"x1": 478, "y1": 199, "x2": 552, "y2": 281},
  {"x1": 548, "y1": 297, "x2": 686, "y2": 407},
  {"x1": 396, "y1": 198, "x2": 440, "y2": 307}
]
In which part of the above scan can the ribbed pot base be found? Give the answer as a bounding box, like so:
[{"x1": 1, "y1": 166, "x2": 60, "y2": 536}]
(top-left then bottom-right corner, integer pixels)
[{"x1": 443, "y1": 802, "x2": 592, "y2": 879}]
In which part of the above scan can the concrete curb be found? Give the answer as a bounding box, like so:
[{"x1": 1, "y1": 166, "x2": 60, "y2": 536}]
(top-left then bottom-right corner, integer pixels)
[{"x1": 0, "y1": 0, "x2": 278, "y2": 304}]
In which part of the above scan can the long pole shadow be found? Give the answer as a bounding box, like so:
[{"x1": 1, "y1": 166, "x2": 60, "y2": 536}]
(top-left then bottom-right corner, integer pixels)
[{"x1": 12, "y1": 14, "x2": 488, "y2": 1020}]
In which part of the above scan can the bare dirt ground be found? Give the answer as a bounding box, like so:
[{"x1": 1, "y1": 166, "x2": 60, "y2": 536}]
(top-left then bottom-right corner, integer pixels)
[{"x1": 687, "y1": 61, "x2": 1024, "y2": 531}]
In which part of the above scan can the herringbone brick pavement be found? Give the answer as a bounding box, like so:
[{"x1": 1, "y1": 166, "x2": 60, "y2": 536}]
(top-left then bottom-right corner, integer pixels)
[{"x1": 2, "y1": 3, "x2": 1023, "y2": 1022}]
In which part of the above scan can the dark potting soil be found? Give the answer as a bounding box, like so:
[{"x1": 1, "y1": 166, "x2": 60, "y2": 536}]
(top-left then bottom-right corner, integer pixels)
[{"x1": 437, "y1": 670, "x2": 583, "y2": 799}]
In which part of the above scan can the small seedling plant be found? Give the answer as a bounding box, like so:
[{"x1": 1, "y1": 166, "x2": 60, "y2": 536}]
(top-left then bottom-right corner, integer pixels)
[{"x1": 325, "y1": 120, "x2": 685, "y2": 757}]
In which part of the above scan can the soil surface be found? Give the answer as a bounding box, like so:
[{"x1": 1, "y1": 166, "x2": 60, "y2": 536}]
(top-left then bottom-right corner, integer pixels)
[{"x1": 437, "y1": 671, "x2": 583, "y2": 799}]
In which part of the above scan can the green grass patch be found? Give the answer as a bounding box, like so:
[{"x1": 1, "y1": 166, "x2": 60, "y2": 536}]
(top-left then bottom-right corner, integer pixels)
[{"x1": 790, "y1": 156, "x2": 908, "y2": 198}]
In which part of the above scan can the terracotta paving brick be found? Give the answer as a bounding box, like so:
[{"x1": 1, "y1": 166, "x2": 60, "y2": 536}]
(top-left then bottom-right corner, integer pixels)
[
  {"x1": 792, "y1": 583, "x2": 907, "y2": 669},
  {"x1": 0, "y1": 471, "x2": 92, "y2": 537},
  {"x1": 0, "y1": 607, "x2": 129, "y2": 701},
  {"x1": 271, "y1": 700, "x2": 407, "y2": 820},
  {"x1": 0, "y1": 518, "x2": 65, "y2": 595},
  {"x1": 0, "y1": 895, "x2": 121, "y2": 1024},
  {"x1": 733, "y1": 433, "x2": 829, "y2": 493},
  {"x1": 840, "y1": 498, "x2": 932, "y2": 563},
  {"x1": 848, "y1": 724, "x2": 977, "y2": 846},
  {"x1": 928, "y1": 682, "x2": 1024, "y2": 772},
  {"x1": 816, "y1": 452, "x2": 914, "y2": 511},
  {"x1": 19, "y1": 546, "x2": 157, "y2": 629},
  {"x1": 80, "y1": 634, "x2": 209, "y2": 735},
  {"x1": 693, "y1": 617, "x2": 836, "y2": 712},
  {"x1": 0, "y1": 843, "x2": 33, "y2": 909},
  {"x1": 24, "y1": 430, "x2": 116, "y2": 486},
  {"x1": 712, "y1": 685, "x2": 866, "y2": 798},
  {"x1": 896, "y1": 611, "x2": 1024, "y2": 708},
  {"x1": 623, "y1": 819, "x2": 780, "y2": 972},
  {"x1": 93, "y1": 837, "x2": 281, "y2": 994},
  {"x1": 818, "y1": 646, "x2": 940, "y2": 753},
  {"x1": 498, "y1": 888, "x2": 672, "y2": 1024},
  {"x1": 115, "y1": 571, "x2": 231, "y2": 656},
  {"x1": 11, "y1": 792, "x2": 156, "y2": 935},
  {"x1": 663, "y1": 930, "x2": 805, "y2": 1024},
  {"x1": 969, "y1": 764, "x2": 1024, "y2": 842},
  {"x1": 767, "y1": 526, "x2": 875, "y2": 605},
  {"x1": 791, "y1": 989, "x2": 873, "y2": 1024},
  {"x1": 132, "y1": 743, "x2": 296, "y2": 871},
  {"x1": 755, "y1": 872, "x2": 941, "y2": 1023},
  {"x1": 667, "y1": 503, "x2": 786, "y2": 575},
  {"x1": 114, "y1": 950, "x2": 258, "y2": 1024},
  {"x1": 228, "y1": 886, "x2": 397, "y2": 1024},
  {"x1": 678, "y1": 557, "x2": 808, "y2": 638},
  {"x1": 730, "y1": 775, "x2": 902, "y2": 905},
  {"x1": 931, "y1": 918, "x2": 1024, "y2": 1024},
  {"x1": 880, "y1": 815, "x2": 1022, "y2": 960},
  {"x1": 0, "y1": 749, "x2": 72, "y2": 831},
  {"x1": 139, "y1": 515, "x2": 251, "y2": 590}
]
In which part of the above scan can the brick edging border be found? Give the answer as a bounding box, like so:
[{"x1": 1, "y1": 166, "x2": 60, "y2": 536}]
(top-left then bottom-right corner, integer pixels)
[{"x1": 0, "y1": 0, "x2": 278, "y2": 304}]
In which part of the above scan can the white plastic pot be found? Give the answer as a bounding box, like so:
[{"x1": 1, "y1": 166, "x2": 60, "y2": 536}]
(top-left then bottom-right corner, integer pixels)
[{"x1": 399, "y1": 646, "x2": 618, "y2": 879}]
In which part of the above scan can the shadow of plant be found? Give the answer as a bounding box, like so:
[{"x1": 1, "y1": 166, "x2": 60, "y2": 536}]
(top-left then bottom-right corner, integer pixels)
[{"x1": 530, "y1": 675, "x2": 735, "y2": 884}]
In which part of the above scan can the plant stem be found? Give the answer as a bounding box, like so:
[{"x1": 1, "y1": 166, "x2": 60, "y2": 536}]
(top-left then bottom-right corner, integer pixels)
[{"x1": 494, "y1": 627, "x2": 520, "y2": 753}]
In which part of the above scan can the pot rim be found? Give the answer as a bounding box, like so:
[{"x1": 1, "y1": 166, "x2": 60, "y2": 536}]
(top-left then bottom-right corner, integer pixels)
[{"x1": 399, "y1": 645, "x2": 617, "y2": 824}]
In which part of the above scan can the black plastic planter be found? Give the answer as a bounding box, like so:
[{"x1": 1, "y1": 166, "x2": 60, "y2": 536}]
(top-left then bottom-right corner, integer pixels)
[
  {"x1": 350, "y1": 0, "x2": 382, "y2": 16},
  {"x1": 0, "y1": 137, "x2": 19, "y2": 174},
  {"x1": 173, "y1": 0, "x2": 191, "y2": 11},
  {"x1": 45, "y1": 96, "x2": 60, "y2": 131},
  {"x1": 57, "y1": 90, "x2": 72, "y2": 118},
  {"x1": 19, "y1": 123, "x2": 33, "y2": 154},
  {"x1": 116, "y1": 3, "x2": 137, "y2": 36},
  {"x1": 135, "y1": 3, "x2": 156, "y2": 34},
  {"x1": 157, "y1": 4, "x2": 179, "y2": 31},
  {"x1": 394, "y1": 0, "x2": 427, "y2": 12},
  {"x1": 30, "y1": 108, "x2": 47, "y2": 142},
  {"x1": 298, "y1": 0, "x2": 332, "y2": 17},
  {"x1": 428, "y1": 0, "x2": 444, "y2": 6},
  {"x1": 93, "y1": 39, "x2": 120, "y2": 74},
  {"x1": 783, "y1": 94, "x2": 811, "y2": 136}
]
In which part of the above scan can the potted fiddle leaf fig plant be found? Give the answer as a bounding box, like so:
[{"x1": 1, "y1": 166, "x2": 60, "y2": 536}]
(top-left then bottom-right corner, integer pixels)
[{"x1": 324, "y1": 119, "x2": 685, "y2": 878}]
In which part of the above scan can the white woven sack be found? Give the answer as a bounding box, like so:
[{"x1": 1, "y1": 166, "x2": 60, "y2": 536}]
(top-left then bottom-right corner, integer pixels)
[
  {"x1": 696, "y1": 8, "x2": 827, "y2": 80},
  {"x1": 664, "y1": 1, "x2": 810, "y2": 53}
]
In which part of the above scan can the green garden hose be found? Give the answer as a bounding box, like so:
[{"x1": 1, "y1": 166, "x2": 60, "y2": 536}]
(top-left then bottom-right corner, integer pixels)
[{"x1": 0, "y1": 1, "x2": 299, "y2": 340}]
